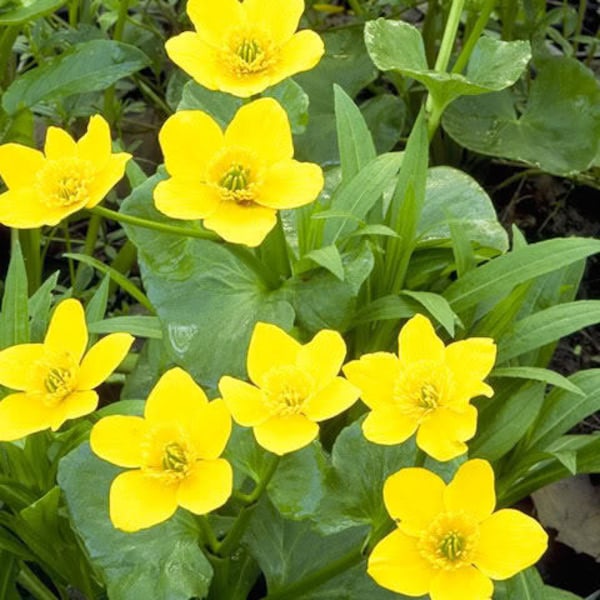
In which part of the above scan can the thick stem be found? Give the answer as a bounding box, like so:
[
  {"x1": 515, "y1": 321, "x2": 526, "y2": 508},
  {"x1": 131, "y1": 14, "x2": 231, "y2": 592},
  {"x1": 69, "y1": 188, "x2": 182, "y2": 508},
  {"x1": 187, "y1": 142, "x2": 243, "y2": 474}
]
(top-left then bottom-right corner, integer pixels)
[
  {"x1": 452, "y1": 0, "x2": 496, "y2": 74},
  {"x1": 16, "y1": 564, "x2": 57, "y2": 600}
]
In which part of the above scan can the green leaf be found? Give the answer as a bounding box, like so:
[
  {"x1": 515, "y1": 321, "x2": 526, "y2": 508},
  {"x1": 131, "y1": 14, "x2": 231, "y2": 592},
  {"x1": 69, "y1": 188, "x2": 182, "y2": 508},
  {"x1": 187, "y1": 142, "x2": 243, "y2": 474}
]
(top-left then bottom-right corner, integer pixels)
[
  {"x1": 365, "y1": 20, "x2": 530, "y2": 112},
  {"x1": 303, "y1": 246, "x2": 345, "y2": 280},
  {"x1": 88, "y1": 316, "x2": 162, "y2": 339},
  {"x1": 443, "y1": 56, "x2": 600, "y2": 176},
  {"x1": 352, "y1": 294, "x2": 418, "y2": 327},
  {"x1": 444, "y1": 238, "x2": 600, "y2": 315},
  {"x1": 491, "y1": 367, "x2": 584, "y2": 396},
  {"x1": 85, "y1": 275, "x2": 110, "y2": 345},
  {"x1": 58, "y1": 443, "x2": 213, "y2": 600},
  {"x1": 2, "y1": 40, "x2": 151, "y2": 115},
  {"x1": 420, "y1": 167, "x2": 509, "y2": 252},
  {"x1": 400, "y1": 290, "x2": 459, "y2": 336},
  {"x1": 497, "y1": 300, "x2": 600, "y2": 363},
  {"x1": 0, "y1": 239, "x2": 29, "y2": 348},
  {"x1": 179, "y1": 79, "x2": 309, "y2": 134},
  {"x1": 494, "y1": 568, "x2": 545, "y2": 600},
  {"x1": 524, "y1": 369, "x2": 600, "y2": 453},
  {"x1": 121, "y1": 173, "x2": 294, "y2": 393},
  {"x1": 361, "y1": 94, "x2": 406, "y2": 154},
  {"x1": 470, "y1": 381, "x2": 545, "y2": 462},
  {"x1": 27, "y1": 271, "x2": 58, "y2": 343},
  {"x1": 321, "y1": 153, "x2": 403, "y2": 244},
  {"x1": 0, "y1": 0, "x2": 66, "y2": 24},
  {"x1": 334, "y1": 84, "x2": 376, "y2": 180}
]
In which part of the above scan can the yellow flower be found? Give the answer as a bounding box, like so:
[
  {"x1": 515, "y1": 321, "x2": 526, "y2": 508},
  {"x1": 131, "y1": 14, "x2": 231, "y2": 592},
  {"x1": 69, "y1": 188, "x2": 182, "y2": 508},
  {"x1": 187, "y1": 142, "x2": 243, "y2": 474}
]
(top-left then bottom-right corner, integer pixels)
[
  {"x1": 0, "y1": 299, "x2": 133, "y2": 441},
  {"x1": 343, "y1": 314, "x2": 496, "y2": 461},
  {"x1": 0, "y1": 115, "x2": 130, "y2": 228},
  {"x1": 90, "y1": 367, "x2": 233, "y2": 532},
  {"x1": 165, "y1": 0, "x2": 324, "y2": 98},
  {"x1": 154, "y1": 98, "x2": 323, "y2": 247},
  {"x1": 368, "y1": 459, "x2": 548, "y2": 600},
  {"x1": 219, "y1": 322, "x2": 359, "y2": 455}
]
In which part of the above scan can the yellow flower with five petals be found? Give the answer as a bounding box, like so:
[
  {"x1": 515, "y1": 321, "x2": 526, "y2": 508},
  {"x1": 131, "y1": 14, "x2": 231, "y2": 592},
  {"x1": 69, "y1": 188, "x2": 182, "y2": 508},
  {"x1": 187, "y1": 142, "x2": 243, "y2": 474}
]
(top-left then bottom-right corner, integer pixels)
[
  {"x1": 91, "y1": 367, "x2": 233, "y2": 532},
  {"x1": 0, "y1": 299, "x2": 133, "y2": 441},
  {"x1": 154, "y1": 98, "x2": 323, "y2": 247},
  {"x1": 0, "y1": 115, "x2": 130, "y2": 228},
  {"x1": 343, "y1": 314, "x2": 496, "y2": 461},
  {"x1": 219, "y1": 322, "x2": 359, "y2": 455},
  {"x1": 368, "y1": 459, "x2": 548, "y2": 600},
  {"x1": 166, "y1": 0, "x2": 324, "y2": 98}
]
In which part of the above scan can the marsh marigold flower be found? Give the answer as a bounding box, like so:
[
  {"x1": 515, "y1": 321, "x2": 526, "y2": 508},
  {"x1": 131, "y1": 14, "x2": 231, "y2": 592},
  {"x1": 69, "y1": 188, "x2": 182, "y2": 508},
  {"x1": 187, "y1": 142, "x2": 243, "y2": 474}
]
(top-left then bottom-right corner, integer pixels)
[
  {"x1": 368, "y1": 459, "x2": 548, "y2": 600},
  {"x1": 91, "y1": 368, "x2": 233, "y2": 532},
  {"x1": 0, "y1": 299, "x2": 133, "y2": 441},
  {"x1": 154, "y1": 98, "x2": 323, "y2": 246},
  {"x1": 0, "y1": 115, "x2": 130, "y2": 228},
  {"x1": 165, "y1": 0, "x2": 324, "y2": 98},
  {"x1": 343, "y1": 314, "x2": 496, "y2": 461},
  {"x1": 219, "y1": 322, "x2": 359, "y2": 455}
]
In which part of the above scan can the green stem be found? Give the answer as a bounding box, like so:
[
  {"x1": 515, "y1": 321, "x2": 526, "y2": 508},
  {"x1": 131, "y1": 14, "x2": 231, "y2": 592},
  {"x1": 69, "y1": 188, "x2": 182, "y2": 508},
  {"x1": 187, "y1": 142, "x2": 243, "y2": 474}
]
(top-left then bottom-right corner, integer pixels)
[
  {"x1": 0, "y1": 27, "x2": 18, "y2": 88},
  {"x1": 68, "y1": 0, "x2": 78, "y2": 27},
  {"x1": 76, "y1": 212, "x2": 102, "y2": 281},
  {"x1": 215, "y1": 455, "x2": 280, "y2": 557},
  {"x1": 197, "y1": 515, "x2": 220, "y2": 554},
  {"x1": 16, "y1": 563, "x2": 57, "y2": 600},
  {"x1": 63, "y1": 221, "x2": 76, "y2": 288},
  {"x1": 346, "y1": 0, "x2": 365, "y2": 17},
  {"x1": 261, "y1": 547, "x2": 363, "y2": 600},
  {"x1": 104, "y1": 0, "x2": 130, "y2": 123},
  {"x1": 452, "y1": 0, "x2": 496, "y2": 74}
]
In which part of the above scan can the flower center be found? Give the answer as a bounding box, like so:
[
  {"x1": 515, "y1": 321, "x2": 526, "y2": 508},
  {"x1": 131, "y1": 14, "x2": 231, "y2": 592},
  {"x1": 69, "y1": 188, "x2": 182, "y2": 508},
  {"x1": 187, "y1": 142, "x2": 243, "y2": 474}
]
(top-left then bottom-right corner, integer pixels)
[
  {"x1": 220, "y1": 163, "x2": 250, "y2": 193},
  {"x1": 35, "y1": 158, "x2": 95, "y2": 209},
  {"x1": 263, "y1": 366, "x2": 314, "y2": 416},
  {"x1": 208, "y1": 147, "x2": 261, "y2": 205},
  {"x1": 237, "y1": 39, "x2": 262, "y2": 64},
  {"x1": 36, "y1": 353, "x2": 78, "y2": 407},
  {"x1": 418, "y1": 512, "x2": 479, "y2": 571},
  {"x1": 225, "y1": 31, "x2": 276, "y2": 76},
  {"x1": 393, "y1": 361, "x2": 453, "y2": 420},
  {"x1": 162, "y1": 442, "x2": 189, "y2": 474}
]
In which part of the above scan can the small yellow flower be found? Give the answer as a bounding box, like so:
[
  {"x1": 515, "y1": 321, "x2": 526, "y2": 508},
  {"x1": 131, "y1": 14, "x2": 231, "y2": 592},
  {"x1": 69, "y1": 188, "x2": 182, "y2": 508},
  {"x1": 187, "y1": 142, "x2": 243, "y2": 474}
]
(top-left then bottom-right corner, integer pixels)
[
  {"x1": 368, "y1": 459, "x2": 548, "y2": 600},
  {"x1": 0, "y1": 115, "x2": 130, "y2": 228},
  {"x1": 154, "y1": 98, "x2": 323, "y2": 247},
  {"x1": 219, "y1": 322, "x2": 359, "y2": 455},
  {"x1": 343, "y1": 314, "x2": 496, "y2": 461},
  {"x1": 165, "y1": 0, "x2": 324, "y2": 98},
  {"x1": 0, "y1": 299, "x2": 133, "y2": 441},
  {"x1": 90, "y1": 367, "x2": 233, "y2": 532}
]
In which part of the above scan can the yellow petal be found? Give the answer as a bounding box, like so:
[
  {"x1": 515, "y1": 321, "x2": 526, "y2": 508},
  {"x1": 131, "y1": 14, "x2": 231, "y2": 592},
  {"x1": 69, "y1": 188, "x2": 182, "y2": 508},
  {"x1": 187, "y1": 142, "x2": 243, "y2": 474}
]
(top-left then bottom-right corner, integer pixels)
[
  {"x1": 203, "y1": 201, "x2": 277, "y2": 246},
  {"x1": 383, "y1": 468, "x2": 445, "y2": 536},
  {"x1": 247, "y1": 322, "x2": 300, "y2": 387},
  {"x1": 145, "y1": 367, "x2": 208, "y2": 426},
  {"x1": 177, "y1": 458, "x2": 233, "y2": 514},
  {"x1": 444, "y1": 459, "x2": 496, "y2": 521},
  {"x1": 44, "y1": 299, "x2": 88, "y2": 363},
  {"x1": 159, "y1": 110, "x2": 224, "y2": 180},
  {"x1": 298, "y1": 329, "x2": 346, "y2": 388},
  {"x1": 44, "y1": 126, "x2": 77, "y2": 160},
  {"x1": 213, "y1": 69, "x2": 273, "y2": 99},
  {"x1": 398, "y1": 313, "x2": 445, "y2": 365},
  {"x1": 90, "y1": 415, "x2": 148, "y2": 467},
  {"x1": 0, "y1": 144, "x2": 45, "y2": 189},
  {"x1": 243, "y1": 0, "x2": 304, "y2": 44},
  {"x1": 367, "y1": 529, "x2": 436, "y2": 596},
  {"x1": 475, "y1": 509, "x2": 548, "y2": 580},
  {"x1": 165, "y1": 33, "x2": 220, "y2": 92},
  {"x1": 445, "y1": 338, "x2": 496, "y2": 402},
  {"x1": 276, "y1": 30, "x2": 325, "y2": 80},
  {"x1": 56, "y1": 390, "x2": 99, "y2": 429},
  {"x1": 362, "y1": 407, "x2": 418, "y2": 445},
  {"x1": 109, "y1": 470, "x2": 178, "y2": 532},
  {"x1": 186, "y1": 0, "x2": 242, "y2": 45},
  {"x1": 303, "y1": 377, "x2": 359, "y2": 421},
  {"x1": 77, "y1": 114, "x2": 112, "y2": 166},
  {"x1": 188, "y1": 399, "x2": 232, "y2": 460},
  {"x1": 253, "y1": 414, "x2": 319, "y2": 455},
  {"x1": 258, "y1": 160, "x2": 323, "y2": 209},
  {"x1": 78, "y1": 333, "x2": 134, "y2": 390},
  {"x1": 0, "y1": 393, "x2": 54, "y2": 441},
  {"x1": 86, "y1": 153, "x2": 131, "y2": 208},
  {"x1": 0, "y1": 189, "x2": 68, "y2": 228},
  {"x1": 0, "y1": 344, "x2": 44, "y2": 390},
  {"x1": 225, "y1": 98, "x2": 293, "y2": 165},
  {"x1": 154, "y1": 179, "x2": 221, "y2": 220},
  {"x1": 415, "y1": 406, "x2": 476, "y2": 461},
  {"x1": 219, "y1": 376, "x2": 269, "y2": 426},
  {"x1": 429, "y1": 566, "x2": 493, "y2": 600},
  {"x1": 343, "y1": 352, "x2": 400, "y2": 410}
]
